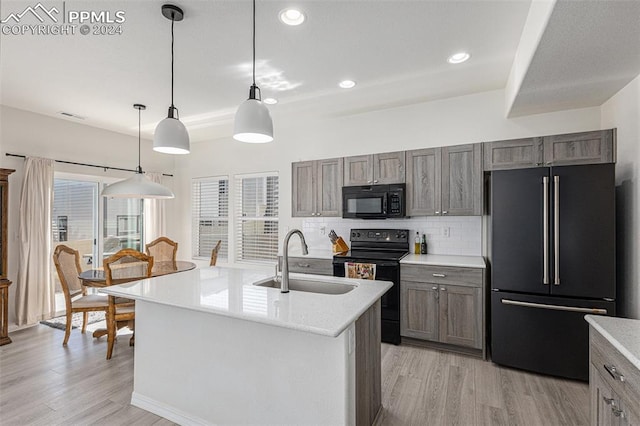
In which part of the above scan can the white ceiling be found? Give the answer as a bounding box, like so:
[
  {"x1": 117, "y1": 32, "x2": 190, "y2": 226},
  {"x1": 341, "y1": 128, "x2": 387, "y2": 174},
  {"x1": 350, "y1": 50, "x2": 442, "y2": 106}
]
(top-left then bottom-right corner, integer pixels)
[{"x1": 1, "y1": 0, "x2": 639, "y2": 143}]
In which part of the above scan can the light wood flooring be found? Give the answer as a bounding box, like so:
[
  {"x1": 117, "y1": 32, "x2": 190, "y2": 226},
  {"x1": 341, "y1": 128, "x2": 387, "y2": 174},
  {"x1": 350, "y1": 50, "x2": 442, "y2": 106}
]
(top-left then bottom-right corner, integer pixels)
[{"x1": 1, "y1": 324, "x2": 589, "y2": 425}]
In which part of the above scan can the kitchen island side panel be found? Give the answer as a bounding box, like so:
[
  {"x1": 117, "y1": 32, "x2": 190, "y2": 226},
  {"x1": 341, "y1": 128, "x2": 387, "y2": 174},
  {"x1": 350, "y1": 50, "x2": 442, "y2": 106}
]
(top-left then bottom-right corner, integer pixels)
[{"x1": 132, "y1": 301, "x2": 355, "y2": 425}]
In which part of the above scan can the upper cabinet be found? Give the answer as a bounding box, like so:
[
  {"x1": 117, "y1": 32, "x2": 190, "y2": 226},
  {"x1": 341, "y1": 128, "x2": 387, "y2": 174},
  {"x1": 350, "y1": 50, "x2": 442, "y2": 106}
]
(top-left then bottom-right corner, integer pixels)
[
  {"x1": 343, "y1": 151, "x2": 405, "y2": 186},
  {"x1": 292, "y1": 158, "x2": 343, "y2": 217},
  {"x1": 543, "y1": 130, "x2": 615, "y2": 166},
  {"x1": 484, "y1": 129, "x2": 615, "y2": 171},
  {"x1": 406, "y1": 144, "x2": 482, "y2": 216}
]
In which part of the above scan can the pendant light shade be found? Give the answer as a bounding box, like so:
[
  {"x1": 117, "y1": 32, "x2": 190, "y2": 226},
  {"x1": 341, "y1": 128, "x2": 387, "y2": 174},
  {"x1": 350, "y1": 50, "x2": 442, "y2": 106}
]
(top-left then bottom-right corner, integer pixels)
[
  {"x1": 233, "y1": 0, "x2": 273, "y2": 143},
  {"x1": 154, "y1": 4, "x2": 190, "y2": 155},
  {"x1": 101, "y1": 173, "x2": 175, "y2": 199},
  {"x1": 154, "y1": 113, "x2": 190, "y2": 154},
  {"x1": 102, "y1": 104, "x2": 175, "y2": 199}
]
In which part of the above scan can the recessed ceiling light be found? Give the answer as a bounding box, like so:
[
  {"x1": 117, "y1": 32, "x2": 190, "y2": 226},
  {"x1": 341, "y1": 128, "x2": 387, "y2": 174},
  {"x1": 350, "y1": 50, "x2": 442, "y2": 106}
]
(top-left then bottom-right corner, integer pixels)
[
  {"x1": 279, "y1": 8, "x2": 305, "y2": 26},
  {"x1": 339, "y1": 80, "x2": 356, "y2": 89},
  {"x1": 263, "y1": 98, "x2": 278, "y2": 105},
  {"x1": 447, "y1": 52, "x2": 471, "y2": 64}
]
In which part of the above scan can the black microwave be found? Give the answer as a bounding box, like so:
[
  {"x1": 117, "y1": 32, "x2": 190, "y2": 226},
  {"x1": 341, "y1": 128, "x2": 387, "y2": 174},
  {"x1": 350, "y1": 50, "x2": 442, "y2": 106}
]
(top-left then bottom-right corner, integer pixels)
[{"x1": 342, "y1": 184, "x2": 406, "y2": 219}]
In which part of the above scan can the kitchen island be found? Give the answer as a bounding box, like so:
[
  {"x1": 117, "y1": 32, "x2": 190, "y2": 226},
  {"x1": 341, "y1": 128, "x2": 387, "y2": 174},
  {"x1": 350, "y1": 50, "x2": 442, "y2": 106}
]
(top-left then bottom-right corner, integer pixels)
[{"x1": 101, "y1": 266, "x2": 392, "y2": 426}]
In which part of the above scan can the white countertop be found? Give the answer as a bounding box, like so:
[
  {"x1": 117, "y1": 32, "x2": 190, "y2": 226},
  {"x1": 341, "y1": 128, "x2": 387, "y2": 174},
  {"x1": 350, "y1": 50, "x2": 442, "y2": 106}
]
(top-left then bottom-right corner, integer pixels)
[
  {"x1": 100, "y1": 267, "x2": 392, "y2": 338},
  {"x1": 585, "y1": 315, "x2": 640, "y2": 371},
  {"x1": 400, "y1": 254, "x2": 486, "y2": 268}
]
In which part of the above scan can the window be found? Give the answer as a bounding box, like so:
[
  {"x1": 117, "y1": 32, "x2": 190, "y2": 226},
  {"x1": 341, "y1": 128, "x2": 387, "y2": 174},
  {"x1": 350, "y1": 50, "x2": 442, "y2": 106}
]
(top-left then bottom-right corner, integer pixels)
[
  {"x1": 192, "y1": 176, "x2": 229, "y2": 261},
  {"x1": 234, "y1": 172, "x2": 279, "y2": 263}
]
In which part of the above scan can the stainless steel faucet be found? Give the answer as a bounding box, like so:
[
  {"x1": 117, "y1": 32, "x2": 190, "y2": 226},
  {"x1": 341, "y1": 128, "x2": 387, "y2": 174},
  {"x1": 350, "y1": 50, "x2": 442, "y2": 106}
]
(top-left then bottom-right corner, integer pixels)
[{"x1": 281, "y1": 229, "x2": 309, "y2": 293}]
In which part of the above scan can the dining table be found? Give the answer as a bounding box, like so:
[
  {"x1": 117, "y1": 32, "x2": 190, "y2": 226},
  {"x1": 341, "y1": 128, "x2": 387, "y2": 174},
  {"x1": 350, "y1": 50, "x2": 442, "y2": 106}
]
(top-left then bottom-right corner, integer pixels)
[{"x1": 79, "y1": 260, "x2": 197, "y2": 338}]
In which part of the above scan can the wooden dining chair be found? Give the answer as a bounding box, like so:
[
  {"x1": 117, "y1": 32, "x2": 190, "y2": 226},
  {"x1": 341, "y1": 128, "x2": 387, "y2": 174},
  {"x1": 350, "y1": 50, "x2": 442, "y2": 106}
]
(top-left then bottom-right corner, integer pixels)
[
  {"x1": 145, "y1": 236, "x2": 178, "y2": 264},
  {"x1": 210, "y1": 240, "x2": 222, "y2": 266},
  {"x1": 103, "y1": 249, "x2": 153, "y2": 360},
  {"x1": 53, "y1": 245, "x2": 109, "y2": 346}
]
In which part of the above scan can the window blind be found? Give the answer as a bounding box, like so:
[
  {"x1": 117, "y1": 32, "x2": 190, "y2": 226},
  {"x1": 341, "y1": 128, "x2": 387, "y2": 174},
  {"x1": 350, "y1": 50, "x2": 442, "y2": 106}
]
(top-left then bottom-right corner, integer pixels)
[
  {"x1": 52, "y1": 179, "x2": 97, "y2": 243},
  {"x1": 192, "y1": 176, "x2": 229, "y2": 260},
  {"x1": 234, "y1": 172, "x2": 279, "y2": 264}
]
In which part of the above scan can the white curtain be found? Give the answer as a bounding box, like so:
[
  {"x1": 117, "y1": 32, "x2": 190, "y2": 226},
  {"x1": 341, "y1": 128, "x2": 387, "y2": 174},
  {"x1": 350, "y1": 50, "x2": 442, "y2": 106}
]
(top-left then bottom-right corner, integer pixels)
[
  {"x1": 144, "y1": 172, "x2": 166, "y2": 244},
  {"x1": 15, "y1": 157, "x2": 55, "y2": 325}
]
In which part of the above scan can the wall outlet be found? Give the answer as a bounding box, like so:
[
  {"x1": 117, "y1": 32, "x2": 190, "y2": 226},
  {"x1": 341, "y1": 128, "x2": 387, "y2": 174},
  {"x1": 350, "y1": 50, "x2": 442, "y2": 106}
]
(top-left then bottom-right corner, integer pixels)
[
  {"x1": 319, "y1": 226, "x2": 326, "y2": 235},
  {"x1": 443, "y1": 227, "x2": 450, "y2": 238}
]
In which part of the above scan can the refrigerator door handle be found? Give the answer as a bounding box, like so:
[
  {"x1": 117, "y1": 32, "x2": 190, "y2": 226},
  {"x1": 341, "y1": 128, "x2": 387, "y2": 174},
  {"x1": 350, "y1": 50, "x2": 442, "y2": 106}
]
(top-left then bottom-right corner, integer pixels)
[
  {"x1": 543, "y1": 176, "x2": 549, "y2": 285},
  {"x1": 501, "y1": 298, "x2": 607, "y2": 314},
  {"x1": 554, "y1": 175, "x2": 560, "y2": 285}
]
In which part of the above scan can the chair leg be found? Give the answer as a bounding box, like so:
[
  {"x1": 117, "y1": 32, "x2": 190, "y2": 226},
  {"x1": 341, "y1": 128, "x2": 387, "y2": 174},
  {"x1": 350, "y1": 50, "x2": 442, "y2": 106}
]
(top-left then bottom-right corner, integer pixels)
[
  {"x1": 106, "y1": 310, "x2": 116, "y2": 360},
  {"x1": 81, "y1": 312, "x2": 88, "y2": 333},
  {"x1": 63, "y1": 311, "x2": 72, "y2": 346}
]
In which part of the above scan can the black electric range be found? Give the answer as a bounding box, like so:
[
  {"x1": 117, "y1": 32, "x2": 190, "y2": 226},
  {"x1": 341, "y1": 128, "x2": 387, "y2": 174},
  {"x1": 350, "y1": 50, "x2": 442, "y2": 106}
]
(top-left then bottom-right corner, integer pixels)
[{"x1": 332, "y1": 229, "x2": 409, "y2": 344}]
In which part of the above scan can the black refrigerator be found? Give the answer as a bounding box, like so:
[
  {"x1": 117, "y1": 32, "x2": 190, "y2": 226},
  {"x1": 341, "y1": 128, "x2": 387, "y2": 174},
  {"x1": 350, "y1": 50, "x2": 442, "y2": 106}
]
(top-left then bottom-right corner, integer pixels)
[{"x1": 490, "y1": 163, "x2": 615, "y2": 381}]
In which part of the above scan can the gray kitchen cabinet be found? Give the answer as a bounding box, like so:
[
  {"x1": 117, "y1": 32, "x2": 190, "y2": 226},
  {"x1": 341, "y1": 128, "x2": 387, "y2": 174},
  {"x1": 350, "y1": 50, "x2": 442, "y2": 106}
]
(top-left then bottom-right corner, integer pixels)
[
  {"x1": 484, "y1": 129, "x2": 615, "y2": 171},
  {"x1": 291, "y1": 158, "x2": 343, "y2": 217},
  {"x1": 278, "y1": 256, "x2": 334, "y2": 276},
  {"x1": 406, "y1": 148, "x2": 441, "y2": 216},
  {"x1": 544, "y1": 129, "x2": 615, "y2": 166},
  {"x1": 406, "y1": 143, "x2": 482, "y2": 216},
  {"x1": 343, "y1": 151, "x2": 405, "y2": 186},
  {"x1": 589, "y1": 324, "x2": 640, "y2": 426},
  {"x1": 441, "y1": 143, "x2": 483, "y2": 216},
  {"x1": 483, "y1": 137, "x2": 544, "y2": 171},
  {"x1": 401, "y1": 264, "x2": 485, "y2": 356}
]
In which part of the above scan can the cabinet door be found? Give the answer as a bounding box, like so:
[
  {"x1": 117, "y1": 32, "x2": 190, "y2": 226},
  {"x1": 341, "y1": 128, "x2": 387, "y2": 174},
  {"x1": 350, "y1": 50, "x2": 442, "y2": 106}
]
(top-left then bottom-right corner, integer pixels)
[
  {"x1": 291, "y1": 161, "x2": 316, "y2": 217},
  {"x1": 544, "y1": 130, "x2": 615, "y2": 166},
  {"x1": 406, "y1": 148, "x2": 441, "y2": 216},
  {"x1": 438, "y1": 285, "x2": 481, "y2": 349},
  {"x1": 441, "y1": 143, "x2": 482, "y2": 216},
  {"x1": 344, "y1": 155, "x2": 373, "y2": 186},
  {"x1": 400, "y1": 281, "x2": 439, "y2": 341},
  {"x1": 483, "y1": 137, "x2": 544, "y2": 171},
  {"x1": 373, "y1": 151, "x2": 406, "y2": 184},
  {"x1": 590, "y1": 364, "x2": 621, "y2": 426},
  {"x1": 316, "y1": 158, "x2": 343, "y2": 217}
]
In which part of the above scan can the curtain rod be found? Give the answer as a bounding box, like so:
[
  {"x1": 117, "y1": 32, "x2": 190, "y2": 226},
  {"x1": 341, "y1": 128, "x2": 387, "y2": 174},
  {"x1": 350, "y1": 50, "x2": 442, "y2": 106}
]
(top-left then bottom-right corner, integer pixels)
[{"x1": 4, "y1": 153, "x2": 174, "y2": 177}]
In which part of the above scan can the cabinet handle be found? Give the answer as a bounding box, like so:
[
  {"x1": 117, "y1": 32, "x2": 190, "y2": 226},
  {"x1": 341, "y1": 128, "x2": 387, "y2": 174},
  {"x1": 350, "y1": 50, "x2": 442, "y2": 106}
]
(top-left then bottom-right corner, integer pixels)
[
  {"x1": 316, "y1": 212, "x2": 321, "y2": 216},
  {"x1": 296, "y1": 263, "x2": 311, "y2": 268},
  {"x1": 432, "y1": 286, "x2": 438, "y2": 290},
  {"x1": 440, "y1": 287, "x2": 446, "y2": 291},
  {"x1": 442, "y1": 211, "x2": 448, "y2": 215},
  {"x1": 612, "y1": 407, "x2": 625, "y2": 418},
  {"x1": 373, "y1": 180, "x2": 379, "y2": 183},
  {"x1": 604, "y1": 364, "x2": 625, "y2": 382},
  {"x1": 367, "y1": 180, "x2": 373, "y2": 184},
  {"x1": 603, "y1": 396, "x2": 616, "y2": 406},
  {"x1": 435, "y1": 211, "x2": 440, "y2": 214},
  {"x1": 432, "y1": 273, "x2": 446, "y2": 277}
]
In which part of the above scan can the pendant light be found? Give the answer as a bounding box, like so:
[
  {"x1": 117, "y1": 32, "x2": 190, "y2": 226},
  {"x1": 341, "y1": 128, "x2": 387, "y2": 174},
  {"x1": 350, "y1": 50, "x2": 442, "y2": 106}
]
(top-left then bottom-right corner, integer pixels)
[
  {"x1": 154, "y1": 4, "x2": 190, "y2": 154},
  {"x1": 233, "y1": 0, "x2": 273, "y2": 143},
  {"x1": 102, "y1": 104, "x2": 175, "y2": 199}
]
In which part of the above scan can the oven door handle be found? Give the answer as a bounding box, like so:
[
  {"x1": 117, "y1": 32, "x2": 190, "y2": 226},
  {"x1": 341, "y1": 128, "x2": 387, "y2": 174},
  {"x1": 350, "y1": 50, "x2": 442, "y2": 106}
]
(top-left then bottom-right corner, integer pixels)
[{"x1": 383, "y1": 194, "x2": 388, "y2": 215}]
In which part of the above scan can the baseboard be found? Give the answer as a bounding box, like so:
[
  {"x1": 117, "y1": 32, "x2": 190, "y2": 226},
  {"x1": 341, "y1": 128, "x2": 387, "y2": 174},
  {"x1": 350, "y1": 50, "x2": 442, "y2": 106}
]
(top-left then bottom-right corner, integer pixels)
[{"x1": 131, "y1": 392, "x2": 210, "y2": 426}]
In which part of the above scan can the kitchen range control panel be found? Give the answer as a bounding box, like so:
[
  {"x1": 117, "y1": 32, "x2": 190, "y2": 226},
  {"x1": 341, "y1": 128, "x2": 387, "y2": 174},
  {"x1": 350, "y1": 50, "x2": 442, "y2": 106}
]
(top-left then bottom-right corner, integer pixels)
[{"x1": 350, "y1": 229, "x2": 409, "y2": 244}]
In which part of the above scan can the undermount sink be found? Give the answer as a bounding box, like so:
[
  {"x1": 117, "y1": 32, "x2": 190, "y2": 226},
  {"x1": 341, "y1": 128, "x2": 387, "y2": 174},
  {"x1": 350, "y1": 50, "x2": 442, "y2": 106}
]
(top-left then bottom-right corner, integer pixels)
[{"x1": 253, "y1": 276, "x2": 356, "y2": 295}]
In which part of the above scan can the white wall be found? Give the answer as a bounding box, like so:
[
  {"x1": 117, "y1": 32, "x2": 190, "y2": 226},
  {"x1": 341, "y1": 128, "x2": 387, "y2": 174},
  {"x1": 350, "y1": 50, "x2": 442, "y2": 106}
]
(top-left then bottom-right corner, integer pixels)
[
  {"x1": 601, "y1": 74, "x2": 640, "y2": 319},
  {"x1": 171, "y1": 88, "x2": 602, "y2": 264},
  {"x1": 0, "y1": 105, "x2": 176, "y2": 328}
]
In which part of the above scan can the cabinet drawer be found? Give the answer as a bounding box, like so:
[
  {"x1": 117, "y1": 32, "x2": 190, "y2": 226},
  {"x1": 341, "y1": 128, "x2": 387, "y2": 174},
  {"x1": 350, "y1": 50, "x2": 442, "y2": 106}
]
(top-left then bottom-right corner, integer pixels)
[
  {"x1": 401, "y1": 264, "x2": 483, "y2": 287},
  {"x1": 590, "y1": 327, "x2": 640, "y2": 404},
  {"x1": 279, "y1": 257, "x2": 333, "y2": 276}
]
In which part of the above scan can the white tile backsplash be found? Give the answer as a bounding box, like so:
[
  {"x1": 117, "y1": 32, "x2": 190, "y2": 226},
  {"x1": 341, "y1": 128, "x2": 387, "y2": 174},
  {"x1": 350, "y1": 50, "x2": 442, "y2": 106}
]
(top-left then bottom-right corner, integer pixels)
[{"x1": 302, "y1": 216, "x2": 482, "y2": 256}]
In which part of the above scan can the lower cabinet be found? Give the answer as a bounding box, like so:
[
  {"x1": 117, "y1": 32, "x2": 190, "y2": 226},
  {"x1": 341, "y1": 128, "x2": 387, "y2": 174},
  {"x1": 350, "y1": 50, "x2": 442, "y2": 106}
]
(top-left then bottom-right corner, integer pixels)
[
  {"x1": 589, "y1": 326, "x2": 640, "y2": 426},
  {"x1": 400, "y1": 264, "x2": 485, "y2": 355},
  {"x1": 277, "y1": 256, "x2": 334, "y2": 276}
]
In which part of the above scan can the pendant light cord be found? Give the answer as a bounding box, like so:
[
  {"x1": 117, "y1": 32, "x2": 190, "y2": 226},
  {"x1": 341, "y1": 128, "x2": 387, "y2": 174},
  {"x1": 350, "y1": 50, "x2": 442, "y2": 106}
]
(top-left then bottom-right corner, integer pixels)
[
  {"x1": 137, "y1": 106, "x2": 142, "y2": 174},
  {"x1": 252, "y1": 0, "x2": 256, "y2": 86},
  {"x1": 171, "y1": 16, "x2": 175, "y2": 108}
]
